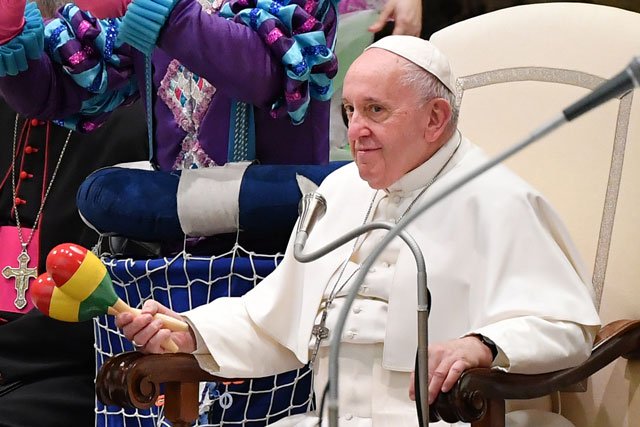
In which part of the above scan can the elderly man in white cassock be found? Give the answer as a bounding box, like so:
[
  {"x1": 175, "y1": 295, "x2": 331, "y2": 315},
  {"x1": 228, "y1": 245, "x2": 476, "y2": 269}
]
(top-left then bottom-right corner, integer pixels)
[{"x1": 116, "y1": 36, "x2": 601, "y2": 426}]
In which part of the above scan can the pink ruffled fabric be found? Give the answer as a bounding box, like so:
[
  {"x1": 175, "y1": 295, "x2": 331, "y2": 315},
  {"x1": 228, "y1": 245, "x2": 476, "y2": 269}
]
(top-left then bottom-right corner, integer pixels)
[
  {"x1": 74, "y1": 0, "x2": 132, "y2": 19},
  {"x1": 0, "y1": 0, "x2": 26, "y2": 44}
]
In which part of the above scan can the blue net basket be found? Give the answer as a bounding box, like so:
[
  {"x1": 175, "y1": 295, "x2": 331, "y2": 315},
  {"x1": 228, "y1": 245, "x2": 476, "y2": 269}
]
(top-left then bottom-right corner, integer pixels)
[{"x1": 94, "y1": 246, "x2": 313, "y2": 426}]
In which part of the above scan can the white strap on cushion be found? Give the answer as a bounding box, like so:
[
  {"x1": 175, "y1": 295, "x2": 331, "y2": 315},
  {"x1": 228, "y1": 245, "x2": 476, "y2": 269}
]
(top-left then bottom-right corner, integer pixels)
[
  {"x1": 112, "y1": 160, "x2": 156, "y2": 170},
  {"x1": 177, "y1": 162, "x2": 251, "y2": 237}
]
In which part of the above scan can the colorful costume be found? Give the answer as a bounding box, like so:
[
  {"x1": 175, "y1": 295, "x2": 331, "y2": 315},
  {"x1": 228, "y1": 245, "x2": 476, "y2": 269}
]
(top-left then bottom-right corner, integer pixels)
[{"x1": 0, "y1": 0, "x2": 338, "y2": 170}]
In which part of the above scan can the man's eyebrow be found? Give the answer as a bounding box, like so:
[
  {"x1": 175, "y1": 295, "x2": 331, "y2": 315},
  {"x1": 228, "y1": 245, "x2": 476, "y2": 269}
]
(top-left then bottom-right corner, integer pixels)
[{"x1": 341, "y1": 96, "x2": 384, "y2": 104}]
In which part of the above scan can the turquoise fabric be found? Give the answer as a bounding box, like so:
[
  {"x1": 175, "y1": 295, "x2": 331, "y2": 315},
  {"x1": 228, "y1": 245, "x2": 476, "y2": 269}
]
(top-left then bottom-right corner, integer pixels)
[
  {"x1": 117, "y1": 0, "x2": 181, "y2": 55},
  {"x1": 0, "y1": 3, "x2": 44, "y2": 77},
  {"x1": 42, "y1": 5, "x2": 138, "y2": 131},
  {"x1": 219, "y1": 0, "x2": 339, "y2": 124}
]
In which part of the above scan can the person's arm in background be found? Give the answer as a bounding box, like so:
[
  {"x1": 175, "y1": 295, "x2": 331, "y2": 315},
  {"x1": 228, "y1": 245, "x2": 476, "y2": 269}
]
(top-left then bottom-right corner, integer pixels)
[
  {"x1": 154, "y1": 0, "x2": 338, "y2": 110},
  {"x1": 0, "y1": 1, "x2": 139, "y2": 131},
  {"x1": 368, "y1": 0, "x2": 422, "y2": 36},
  {"x1": 75, "y1": 0, "x2": 339, "y2": 120}
]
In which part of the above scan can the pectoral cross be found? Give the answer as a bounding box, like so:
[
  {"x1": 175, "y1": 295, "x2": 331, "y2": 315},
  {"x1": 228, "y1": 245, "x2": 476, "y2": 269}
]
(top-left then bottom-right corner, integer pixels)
[
  {"x1": 2, "y1": 250, "x2": 37, "y2": 309},
  {"x1": 310, "y1": 310, "x2": 330, "y2": 368}
]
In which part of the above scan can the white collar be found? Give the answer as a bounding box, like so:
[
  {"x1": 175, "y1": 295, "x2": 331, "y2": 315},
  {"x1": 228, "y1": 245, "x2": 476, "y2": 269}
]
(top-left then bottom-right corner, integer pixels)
[{"x1": 385, "y1": 130, "x2": 462, "y2": 196}]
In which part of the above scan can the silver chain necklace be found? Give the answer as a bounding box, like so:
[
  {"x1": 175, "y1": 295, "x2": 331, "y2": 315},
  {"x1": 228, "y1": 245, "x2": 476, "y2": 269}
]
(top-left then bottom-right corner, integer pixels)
[
  {"x1": 309, "y1": 189, "x2": 380, "y2": 367},
  {"x1": 1, "y1": 114, "x2": 72, "y2": 309},
  {"x1": 309, "y1": 133, "x2": 462, "y2": 366}
]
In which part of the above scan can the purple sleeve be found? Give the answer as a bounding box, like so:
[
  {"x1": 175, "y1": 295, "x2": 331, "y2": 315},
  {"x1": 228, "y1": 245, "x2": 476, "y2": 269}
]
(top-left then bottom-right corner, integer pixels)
[
  {"x1": 0, "y1": 56, "x2": 88, "y2": 119},
  {"x1": 0, "y1": 8, "x2": 140, "y2": 130}
]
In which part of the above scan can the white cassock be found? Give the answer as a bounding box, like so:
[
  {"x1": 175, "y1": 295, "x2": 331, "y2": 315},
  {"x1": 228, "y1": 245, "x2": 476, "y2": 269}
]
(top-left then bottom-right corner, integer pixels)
[{"x1": 183, "y1": 132, "x2": 601, "y2": 426}]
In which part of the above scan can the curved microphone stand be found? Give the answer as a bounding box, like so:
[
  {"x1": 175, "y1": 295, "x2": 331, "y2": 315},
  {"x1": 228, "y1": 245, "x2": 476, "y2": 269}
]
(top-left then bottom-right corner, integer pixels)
[{"x1": 293, "y1": 192, "x2": 429, "y2": 427}]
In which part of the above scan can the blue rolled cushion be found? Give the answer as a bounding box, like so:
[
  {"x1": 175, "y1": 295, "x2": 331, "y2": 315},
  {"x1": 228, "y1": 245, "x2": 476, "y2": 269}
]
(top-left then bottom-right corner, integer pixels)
[
  {"x1": 77, "y1": 167, "x2": 183, "y2": 241},
  {"x1": 238, "y1": 162, "x2": 348, "y2": 235},
  {"x1": 77, "y1": 162, "x2": 350, "y2": 242}
]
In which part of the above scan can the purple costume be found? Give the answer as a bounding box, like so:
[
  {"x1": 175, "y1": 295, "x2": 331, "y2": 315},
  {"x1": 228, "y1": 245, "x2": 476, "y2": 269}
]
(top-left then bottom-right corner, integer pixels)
[{"x1": 0, "y1": 0, "x2": 338, "y2": 170}]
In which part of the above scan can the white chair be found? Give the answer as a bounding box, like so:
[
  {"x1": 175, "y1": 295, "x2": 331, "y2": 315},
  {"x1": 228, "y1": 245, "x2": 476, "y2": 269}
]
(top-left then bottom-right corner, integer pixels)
[{"x1": 429, "y1": 3, "x2": 640, "y2": 426}]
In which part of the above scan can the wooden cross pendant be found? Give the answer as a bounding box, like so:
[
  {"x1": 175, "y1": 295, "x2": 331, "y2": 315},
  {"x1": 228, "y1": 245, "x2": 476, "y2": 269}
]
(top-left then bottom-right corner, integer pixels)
[{"x1": 2, "y1": 250, "x2": 38, "y2": 309}]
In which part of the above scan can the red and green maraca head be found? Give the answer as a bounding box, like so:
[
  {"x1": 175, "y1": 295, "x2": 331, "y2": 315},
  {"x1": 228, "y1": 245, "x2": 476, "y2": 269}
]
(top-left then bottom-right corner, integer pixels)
[
  {"x1": 31, "y1": 273, "x2": 105, "y2": 322},
  {"x1": 31, "y1": 243, "x2": 119, "y2": 322}
]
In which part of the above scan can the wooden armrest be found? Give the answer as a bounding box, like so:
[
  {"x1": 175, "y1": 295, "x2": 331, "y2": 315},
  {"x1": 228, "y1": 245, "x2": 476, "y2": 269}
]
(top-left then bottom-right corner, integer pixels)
[
  {"x1": 96, "y1": 352, "x2": 224, "y2": 427},
  {"x1": 429, "y1": 320, "x2": 640, "y2": 424},
  {"x1": 96, "y1": 321, "x2": 640, "y2": 426}
]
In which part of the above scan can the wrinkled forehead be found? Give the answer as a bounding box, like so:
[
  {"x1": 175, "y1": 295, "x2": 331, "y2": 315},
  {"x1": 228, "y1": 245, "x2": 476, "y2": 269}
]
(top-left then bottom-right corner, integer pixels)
[
  {"x1": 344, "y1": 49, "x2": 409, "y2": 88},
  {"x1": 342, "y1": 54, "x2": 425, "y2": 110}
]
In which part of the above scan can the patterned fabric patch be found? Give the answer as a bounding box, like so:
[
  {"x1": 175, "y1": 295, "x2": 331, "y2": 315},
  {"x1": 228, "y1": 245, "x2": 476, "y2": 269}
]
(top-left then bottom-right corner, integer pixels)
[
  {"x1": 173, "y1": 134, "x2": 217, "y2": 170},
  {"x1": 198, "y1": 0, "x2": 225, "y2": 14},
  {"x1": 159, "y1": 60, "x2": 217, "y2": 170}
]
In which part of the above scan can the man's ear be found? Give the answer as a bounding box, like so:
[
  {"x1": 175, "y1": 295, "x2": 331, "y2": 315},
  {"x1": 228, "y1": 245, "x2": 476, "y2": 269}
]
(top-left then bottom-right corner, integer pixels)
[{"x1": 424, "y1": 98, "x2": 453, "y2": 143}]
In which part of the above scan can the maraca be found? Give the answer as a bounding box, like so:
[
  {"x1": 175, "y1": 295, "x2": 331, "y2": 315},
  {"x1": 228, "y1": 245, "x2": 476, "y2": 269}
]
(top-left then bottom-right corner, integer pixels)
[
  {"x1": 45, "y1": 243, "x2": 189, "y2": 333},
  {"x1": 31, "y1": 272, "x2": 179, "y2": 353},
  {"x1": 32, "y1": 273, "x2": 104, "y2": 322}
]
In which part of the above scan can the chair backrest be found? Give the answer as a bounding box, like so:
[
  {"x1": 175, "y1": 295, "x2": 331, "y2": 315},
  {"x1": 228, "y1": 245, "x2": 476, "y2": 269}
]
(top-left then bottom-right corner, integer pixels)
[{"x1": 430, "y1": 3, "x2": 640, "y2": 426}]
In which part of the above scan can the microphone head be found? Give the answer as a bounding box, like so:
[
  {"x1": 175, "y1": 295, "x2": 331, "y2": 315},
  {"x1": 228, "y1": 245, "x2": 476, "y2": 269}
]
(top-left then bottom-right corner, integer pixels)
[
  {"x1": 297, "y1": 192, "x2": 327, "y2": 236},
  {"x1": 629, "y1": 56, "x2": 640, "y2": 88}
]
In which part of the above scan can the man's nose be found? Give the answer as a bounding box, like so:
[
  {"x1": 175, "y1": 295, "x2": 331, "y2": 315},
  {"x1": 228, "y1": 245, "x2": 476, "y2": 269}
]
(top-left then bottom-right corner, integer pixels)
[{"x1": 347, "y1": 112, "x2": 370, "y2": 140}]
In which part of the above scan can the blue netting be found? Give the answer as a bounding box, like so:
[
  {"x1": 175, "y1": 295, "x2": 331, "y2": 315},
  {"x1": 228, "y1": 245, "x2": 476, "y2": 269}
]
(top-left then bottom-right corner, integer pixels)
[{"x1": 94, "y1": 246, "x2": 314, "y2": 426}]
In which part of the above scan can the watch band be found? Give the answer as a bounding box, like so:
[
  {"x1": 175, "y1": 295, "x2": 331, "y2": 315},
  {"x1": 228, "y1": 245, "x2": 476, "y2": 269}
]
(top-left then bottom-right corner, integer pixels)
[{"x1": 475, "y1": 334, "x2": 499, "y2": 361}]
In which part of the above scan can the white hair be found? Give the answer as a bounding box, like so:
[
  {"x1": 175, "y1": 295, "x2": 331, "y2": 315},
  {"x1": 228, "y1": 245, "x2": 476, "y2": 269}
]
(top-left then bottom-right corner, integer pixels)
[{"x1": 399, "y1": 61, "x2": 459, "y2": 131}]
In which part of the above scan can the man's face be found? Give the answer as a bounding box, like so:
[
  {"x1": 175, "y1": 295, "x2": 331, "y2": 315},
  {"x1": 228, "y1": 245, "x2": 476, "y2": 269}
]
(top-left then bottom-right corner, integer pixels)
[{"x1": 342, "y1": 49, "x2": 441, "y2": 190}]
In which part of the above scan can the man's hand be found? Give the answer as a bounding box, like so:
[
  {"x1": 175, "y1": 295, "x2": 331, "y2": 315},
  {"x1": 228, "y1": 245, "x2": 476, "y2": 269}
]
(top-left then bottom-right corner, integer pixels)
[
  {"x1": 368, "y1": 0, "x2": 422, "y2": 37},
  {"x1": 0, "y1": 0, "x2": 27, "y2": 44},
  {"x1": 409, "y1": 336, "x2": 494, "y2": 403},
  {"x1": 74, "y1": 0, "x2": 132, "y2": 19},
  {"x1": 116, "y1": 300, "x2": 197, "y2": 354}
]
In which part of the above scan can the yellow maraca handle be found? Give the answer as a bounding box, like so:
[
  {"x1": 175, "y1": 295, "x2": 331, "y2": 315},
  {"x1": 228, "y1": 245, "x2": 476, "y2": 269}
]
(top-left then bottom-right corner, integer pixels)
[
  {"x1": 112, "y1": 299, "x2": 190, "y2": 332},
  {"x1": 159, "y1": 336, "x2": 180, "y2": 353}
]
